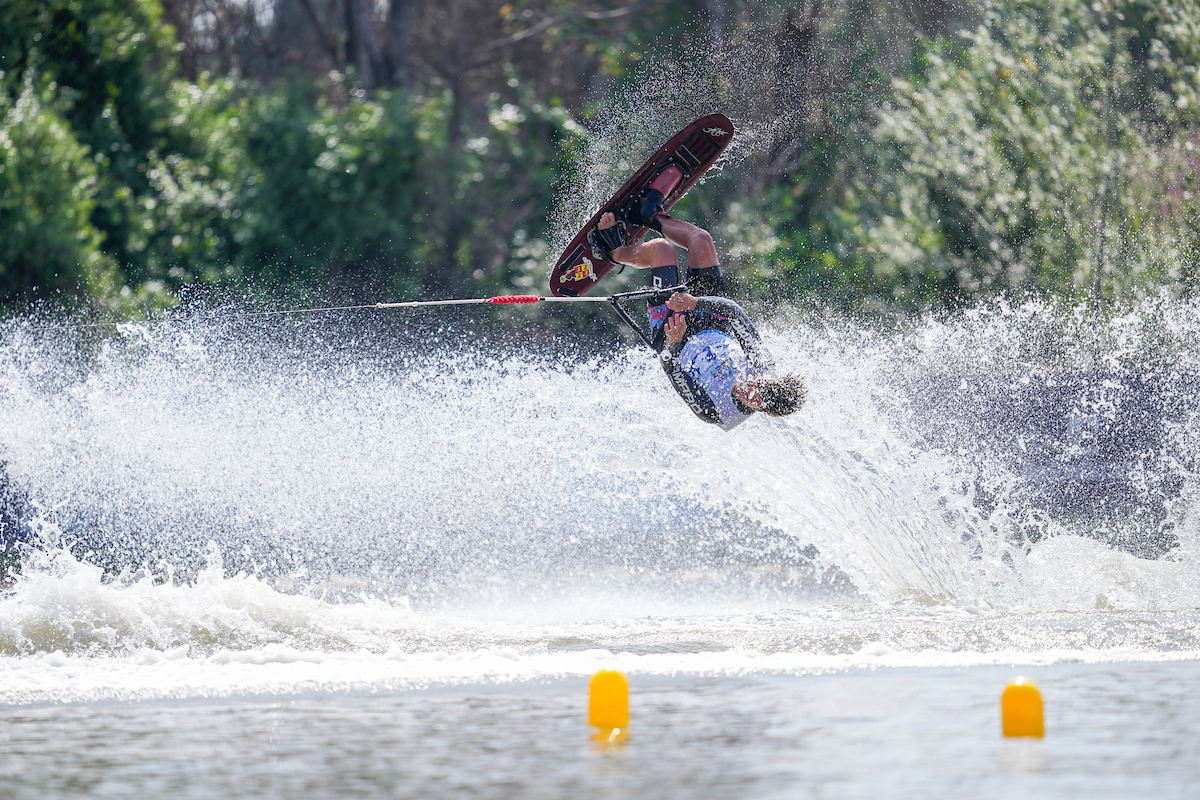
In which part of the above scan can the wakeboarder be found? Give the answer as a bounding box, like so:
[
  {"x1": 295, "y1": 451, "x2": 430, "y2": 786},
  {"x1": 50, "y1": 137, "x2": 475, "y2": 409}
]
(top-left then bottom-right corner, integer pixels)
[{"x1": 589, "y1": 185, "x2": 806, "y2": 431}]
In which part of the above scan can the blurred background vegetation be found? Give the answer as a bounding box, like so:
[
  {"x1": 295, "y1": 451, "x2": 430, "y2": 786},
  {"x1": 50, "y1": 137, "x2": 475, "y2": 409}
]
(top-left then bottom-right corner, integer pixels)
[{"x1": 1, "y1": 0, "x2": 1198, "y2": 316}]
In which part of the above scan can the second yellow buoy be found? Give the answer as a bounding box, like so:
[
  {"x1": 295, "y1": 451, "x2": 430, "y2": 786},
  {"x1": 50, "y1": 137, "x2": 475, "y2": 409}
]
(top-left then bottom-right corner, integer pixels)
[
  {"x1": 589, "y1": 669, "x2": 629, "y2": 740},
  {"x1": 1002, "y1": 676, "x2": 1044, "y2": 738}
]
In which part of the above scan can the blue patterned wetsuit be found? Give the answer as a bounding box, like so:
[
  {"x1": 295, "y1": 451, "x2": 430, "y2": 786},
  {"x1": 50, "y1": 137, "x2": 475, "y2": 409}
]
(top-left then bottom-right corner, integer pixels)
[{"x1": 647, "y1": 266, "x2": 777, "y2": 431}]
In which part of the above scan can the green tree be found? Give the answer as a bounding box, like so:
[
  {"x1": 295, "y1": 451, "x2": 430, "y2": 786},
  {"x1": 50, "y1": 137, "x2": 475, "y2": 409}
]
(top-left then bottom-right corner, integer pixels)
[
  {"x1": 413, "y1": 75, "x2": 584, "y2": 299},
  {"x1": 0, "y1": 78, "x2": 120, "y2": 305},
  {"x1": 780, "y1": 0, "x2": 1200, "y2": 309},
  {"x1": 220, "y1": 78, "x2": 422, "y2": 301},
  {"x1": 0, "y1": 0, "x2": 180, "y2": 297},
  {"x1": 133, "y1": 77, "x2": 260, "y2": 291},
  {"x1": 131, "y1": 72, "x2": 578, "y2": 304}
]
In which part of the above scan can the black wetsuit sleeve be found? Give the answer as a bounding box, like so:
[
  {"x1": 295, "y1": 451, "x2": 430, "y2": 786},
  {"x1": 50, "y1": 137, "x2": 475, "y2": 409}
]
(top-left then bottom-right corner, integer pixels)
[
  {"x1": 659, "y1": 352, "x2": 722, "y2": 425},
  {"x1": 686, "y1": 298, "x2": 777, "y2": 374}
]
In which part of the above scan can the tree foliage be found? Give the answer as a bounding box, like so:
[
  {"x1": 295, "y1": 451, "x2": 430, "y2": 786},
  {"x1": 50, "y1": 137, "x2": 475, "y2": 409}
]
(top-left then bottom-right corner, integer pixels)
[
  {"x1": 0, "y1": 78, "x2": 120, "y2": 303},
  {"x1": 2, "y1": 0, "x2": 1200, "y2": 315},
  {"x1": 0, "y1": 0, "x2": 606, "y2": 311},
  {"x1": 761, "y1": 0, "x2": 1200, "y2": 309}
]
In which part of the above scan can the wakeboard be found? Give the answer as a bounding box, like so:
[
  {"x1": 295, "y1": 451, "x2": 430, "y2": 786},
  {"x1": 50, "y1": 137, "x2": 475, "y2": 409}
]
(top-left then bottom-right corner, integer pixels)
[{"x1": 549, "y1": 113, "x2": 735, "y2": 297}]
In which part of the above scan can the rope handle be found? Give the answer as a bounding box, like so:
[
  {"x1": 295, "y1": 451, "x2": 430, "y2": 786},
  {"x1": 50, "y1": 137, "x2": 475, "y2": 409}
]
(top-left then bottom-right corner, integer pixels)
[{"x1": 485, "y1": 295, "x2": 541, "y2": 304}]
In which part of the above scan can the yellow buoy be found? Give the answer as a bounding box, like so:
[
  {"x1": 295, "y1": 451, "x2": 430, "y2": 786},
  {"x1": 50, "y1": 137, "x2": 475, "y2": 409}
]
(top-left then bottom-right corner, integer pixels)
[
  {"x1": 1002, "y1": 676, "x2": 1044, "y2": 738},
  {"x1": 588, "y1": 669, "x2": 629, "y2": 733}
]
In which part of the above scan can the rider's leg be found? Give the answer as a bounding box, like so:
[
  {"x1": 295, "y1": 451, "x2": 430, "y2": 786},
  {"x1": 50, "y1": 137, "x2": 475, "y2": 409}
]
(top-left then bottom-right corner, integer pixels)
[
  {"x1": 614, "y1": 238, "x2": 679, "y2": 292},
  {"x1": 656, "y1": 215, "x2": 724, "y2": 294},
  {"x1": 615, "y1": 237, "x2": 678, "y2": 340},
  {"x1": 597, "y1": 211, "x2": 679, "y2": 296},
  {"x1": 656, "y1": 216, "x2": 718, "y2": 268},
  {"x1": 629, "y1": 165, "x2": 686, "y2": 231},
  {"x1": 609, "y1": 237, "x2": 677, "y2": 271},
  {"x1": 599, "y1": 211, "x2": 678, "y2": 283}
]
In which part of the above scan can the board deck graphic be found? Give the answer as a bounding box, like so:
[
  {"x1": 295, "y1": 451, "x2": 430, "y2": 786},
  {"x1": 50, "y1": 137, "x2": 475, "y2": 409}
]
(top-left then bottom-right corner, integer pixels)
[{"x1": 549, "y1": 113, "x2": 735, "y2": 297}]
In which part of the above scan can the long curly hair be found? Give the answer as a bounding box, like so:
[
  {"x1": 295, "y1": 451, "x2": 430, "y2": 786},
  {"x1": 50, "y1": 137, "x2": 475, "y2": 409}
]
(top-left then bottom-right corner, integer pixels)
[{"x1": 758, "y1": 375, "x2": 807, "y2": 416}]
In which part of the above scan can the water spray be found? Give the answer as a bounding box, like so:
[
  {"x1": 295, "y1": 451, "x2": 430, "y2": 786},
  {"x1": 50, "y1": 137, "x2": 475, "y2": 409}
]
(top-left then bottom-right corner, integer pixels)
[
  {"x1": 28, "y1": 286, "x2": 686, "y2": 348},
  {"x1": 367, "y1": 285, "x2": 687, "y2": 348},
  {"x1": 219, "y1": 284, "x2": 681, "y2": 350},
  {"x1": 373, "y1": 286, "x2": 682, "y2": 349}
]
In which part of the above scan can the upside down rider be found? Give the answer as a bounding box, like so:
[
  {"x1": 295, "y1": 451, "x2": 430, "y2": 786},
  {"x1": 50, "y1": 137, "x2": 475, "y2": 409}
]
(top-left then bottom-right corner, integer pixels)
[{"x1": 587, "y1": 168, "x2": 806, "y2": 431}]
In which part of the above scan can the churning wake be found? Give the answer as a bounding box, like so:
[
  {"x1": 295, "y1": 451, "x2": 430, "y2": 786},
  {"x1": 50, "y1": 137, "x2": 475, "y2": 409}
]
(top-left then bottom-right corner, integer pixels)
[
  {"x1": 2, "y1": 294, "x2": 1200, "y2": 656},
  {"x1": 5, "y1": 21, "x2": 1200, "y2": 668}
]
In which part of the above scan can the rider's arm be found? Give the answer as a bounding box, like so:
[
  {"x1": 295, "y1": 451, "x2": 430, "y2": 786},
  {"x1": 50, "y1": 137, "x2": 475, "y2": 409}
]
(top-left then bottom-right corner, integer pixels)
[
  {"x1": 692, "y1": 297, "x2": 776, "y2": 372},
  {"x1": 659, "y1": 352, "x2": 722, "y2": 425},
  {"x1": 659, "y1": 306, "x2": 720, "y2": 424}
]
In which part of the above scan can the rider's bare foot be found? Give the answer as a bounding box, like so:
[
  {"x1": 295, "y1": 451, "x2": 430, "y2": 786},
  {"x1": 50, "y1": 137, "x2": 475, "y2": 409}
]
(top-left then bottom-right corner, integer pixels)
[{"x1": 598, "y1": 211, "x2": 617, "y2": 230}]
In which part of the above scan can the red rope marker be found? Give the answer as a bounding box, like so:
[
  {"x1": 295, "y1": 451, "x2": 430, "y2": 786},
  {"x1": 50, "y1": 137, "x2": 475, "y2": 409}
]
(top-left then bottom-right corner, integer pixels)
[{"x1": 486, "y1": 295, "x2": 541, "y2": 304}]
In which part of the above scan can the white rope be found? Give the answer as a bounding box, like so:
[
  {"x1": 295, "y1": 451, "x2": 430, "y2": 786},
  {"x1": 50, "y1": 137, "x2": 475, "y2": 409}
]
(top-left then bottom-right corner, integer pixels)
[{"x1": 18, "y1": 287, "x2": 675, "y2": 331}]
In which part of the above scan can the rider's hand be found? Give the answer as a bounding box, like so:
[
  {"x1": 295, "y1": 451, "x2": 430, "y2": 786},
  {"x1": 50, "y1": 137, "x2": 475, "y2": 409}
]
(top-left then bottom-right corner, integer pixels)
[
  {"x1": 665, "y1": 312, "x2": 687, "y2": 344},
  {"x1": 666, "y1": 292, "x2": 698, "y2": 312}
]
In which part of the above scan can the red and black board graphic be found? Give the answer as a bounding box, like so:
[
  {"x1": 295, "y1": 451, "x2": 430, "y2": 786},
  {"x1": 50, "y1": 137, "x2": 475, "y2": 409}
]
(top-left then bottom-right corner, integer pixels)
[{"x1": 548, "y1": 113, "x2": 735, "y2": 297}]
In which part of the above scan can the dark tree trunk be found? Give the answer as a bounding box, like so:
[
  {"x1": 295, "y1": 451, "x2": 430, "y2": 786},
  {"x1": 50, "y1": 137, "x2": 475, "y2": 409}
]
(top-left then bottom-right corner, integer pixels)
[
  {"x1": 387, "y1": 0, "x2": 415, "y2": 89},
  {"x1": 438, "y1": 0, "x2": 471, "y2": 290},
  {"x1": 295, "y1": 0, "x2": 345, "y2": 68},
  {"x1": 344, "y1": 0, "x2": 387, "y2": 89}
]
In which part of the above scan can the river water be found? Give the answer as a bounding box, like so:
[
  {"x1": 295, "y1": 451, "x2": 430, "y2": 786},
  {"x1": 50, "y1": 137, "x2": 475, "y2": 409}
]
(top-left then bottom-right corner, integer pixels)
[{"x1": 2, "y1": 297, "x2": 1200, "y2": 797}]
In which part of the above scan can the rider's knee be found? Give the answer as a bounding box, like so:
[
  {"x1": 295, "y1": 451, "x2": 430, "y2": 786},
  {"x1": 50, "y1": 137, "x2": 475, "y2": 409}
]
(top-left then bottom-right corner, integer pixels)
[
  {"x1": 640, "y1": 237, "x2": 677, "y2": 268},
  {"x1": 687, "y1": 227, "x2": 715, "y2": 254}
]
